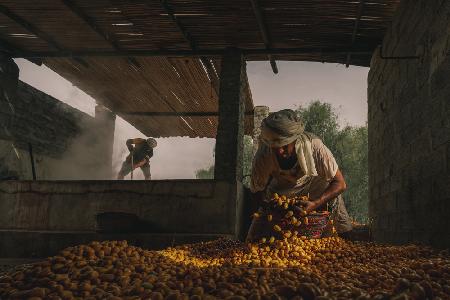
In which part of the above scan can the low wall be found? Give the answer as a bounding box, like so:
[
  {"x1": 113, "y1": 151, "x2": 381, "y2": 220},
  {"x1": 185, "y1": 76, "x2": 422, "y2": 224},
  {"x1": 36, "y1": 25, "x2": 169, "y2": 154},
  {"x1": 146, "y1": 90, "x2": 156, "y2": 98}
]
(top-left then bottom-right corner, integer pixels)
[{"x1": 0, "y1": 180, "x2": 245, "y2": 257}]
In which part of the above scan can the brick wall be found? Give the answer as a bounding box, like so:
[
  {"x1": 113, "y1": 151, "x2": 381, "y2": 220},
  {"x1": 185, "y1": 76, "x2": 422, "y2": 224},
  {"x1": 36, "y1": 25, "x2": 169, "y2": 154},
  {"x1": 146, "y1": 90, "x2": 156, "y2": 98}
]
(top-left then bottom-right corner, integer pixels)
[
  {"x1": 368, "y1": 0, "x2": 450, "y2": 248},
  {"x1": 0, "y1": 58, "x2": 113, "y2": 179},
  {"x1": 0, "y1": 81, "x2": 95, "y2": 157},
  {"x1": 252, "y1": 106, "x2": 269, "y2": 156}
]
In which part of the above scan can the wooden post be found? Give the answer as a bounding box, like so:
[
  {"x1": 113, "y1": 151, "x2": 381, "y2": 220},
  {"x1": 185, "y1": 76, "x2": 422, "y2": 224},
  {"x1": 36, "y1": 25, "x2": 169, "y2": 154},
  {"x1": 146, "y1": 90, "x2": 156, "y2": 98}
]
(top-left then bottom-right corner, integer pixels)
[
  {"x1": 28, "y1": 143, "x2": 36, "y2": 180},
  {"x1": 214, "y1": 48, "x2": 246, "y2": 182}
]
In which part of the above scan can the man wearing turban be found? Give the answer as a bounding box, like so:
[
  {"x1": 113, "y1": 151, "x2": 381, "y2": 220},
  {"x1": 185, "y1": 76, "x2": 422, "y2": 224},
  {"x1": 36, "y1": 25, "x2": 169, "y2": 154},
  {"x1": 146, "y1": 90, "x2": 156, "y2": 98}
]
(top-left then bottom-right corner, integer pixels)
[
  {"x1": 117, "y1": 138, "x2": 157, "y2": 180},
  {"x1": 248, "y1": 109, "x2": 353, "y2": 240}
]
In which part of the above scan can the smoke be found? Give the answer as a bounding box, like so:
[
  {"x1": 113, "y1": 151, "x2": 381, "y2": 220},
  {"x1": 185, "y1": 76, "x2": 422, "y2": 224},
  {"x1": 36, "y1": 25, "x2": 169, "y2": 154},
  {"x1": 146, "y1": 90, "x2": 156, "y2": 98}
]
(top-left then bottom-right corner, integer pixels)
[{"x1": 44, "y1": 111, "x2": 147, "y2": 180}]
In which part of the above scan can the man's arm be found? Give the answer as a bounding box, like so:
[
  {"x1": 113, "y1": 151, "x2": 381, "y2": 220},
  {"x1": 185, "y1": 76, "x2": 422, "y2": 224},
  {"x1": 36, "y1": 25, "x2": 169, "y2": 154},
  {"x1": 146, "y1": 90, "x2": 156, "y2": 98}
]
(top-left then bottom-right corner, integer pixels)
[
  {"x1": 126, "y1": 138, "x2": 146, "y2": 152},
  {"x1": 301, "y1": 169, "x2": 347, "y2": 213}
]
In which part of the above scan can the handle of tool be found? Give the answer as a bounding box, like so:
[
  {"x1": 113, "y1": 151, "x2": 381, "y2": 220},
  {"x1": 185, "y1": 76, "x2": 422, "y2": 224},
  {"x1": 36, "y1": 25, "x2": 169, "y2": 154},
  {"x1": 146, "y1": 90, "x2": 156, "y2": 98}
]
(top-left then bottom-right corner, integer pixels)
[{"x1": 130, "y1": 148, "x2": 134, "y2": 180}]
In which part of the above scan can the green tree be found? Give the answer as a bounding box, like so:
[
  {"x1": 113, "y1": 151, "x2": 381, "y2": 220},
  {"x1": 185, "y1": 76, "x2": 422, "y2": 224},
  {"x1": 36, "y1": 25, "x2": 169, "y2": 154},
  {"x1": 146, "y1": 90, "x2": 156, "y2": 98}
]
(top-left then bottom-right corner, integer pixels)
[
  {"x1": 297, "y1": 101, "x2": 340, "y2": 150},
  {"x1": 334, "y1": 124, "x2": 368, "y2": 222},
  {"x1": 195, "y1": 136, "x2": 254, "y2": 187},
  {"x1": 195, "y1": 165, "x2": 214, "y2": 179},
  {"x1": 296, "y1": 101, "x2": 368, "y2": 222}
]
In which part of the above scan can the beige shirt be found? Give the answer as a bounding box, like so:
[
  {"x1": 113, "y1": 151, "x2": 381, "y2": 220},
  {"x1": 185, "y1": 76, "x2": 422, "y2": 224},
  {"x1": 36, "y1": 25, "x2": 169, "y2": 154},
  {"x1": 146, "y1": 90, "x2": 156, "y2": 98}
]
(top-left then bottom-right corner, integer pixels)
[{"x1": 250, "y1": 135, "x2": 338, "y2": 199}]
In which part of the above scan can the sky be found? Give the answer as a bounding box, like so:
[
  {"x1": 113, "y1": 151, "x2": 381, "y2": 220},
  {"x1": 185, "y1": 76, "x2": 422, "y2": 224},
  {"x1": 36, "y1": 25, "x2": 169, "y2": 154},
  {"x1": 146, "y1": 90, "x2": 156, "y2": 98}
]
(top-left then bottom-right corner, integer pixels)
[{"x1": 15, "y1": 59, "x2": 368, "y2": 179}]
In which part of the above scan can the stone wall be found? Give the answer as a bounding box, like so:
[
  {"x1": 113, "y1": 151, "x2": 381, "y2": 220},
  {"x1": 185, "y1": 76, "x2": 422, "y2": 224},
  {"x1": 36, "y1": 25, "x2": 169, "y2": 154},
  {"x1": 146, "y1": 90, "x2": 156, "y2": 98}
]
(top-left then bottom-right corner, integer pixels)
[
  {"x1": 0, "y1": 58, "x2": 113, "y2": 179},
  {"x1": 368, "y1": 0, "x2": 450, "y2": 248},
  {"x1": 252, "y1": 106, "x2": 269, "y2": 156},
  {"x1": 0, "y1": 180, "x2": 244, "y2": 257}
]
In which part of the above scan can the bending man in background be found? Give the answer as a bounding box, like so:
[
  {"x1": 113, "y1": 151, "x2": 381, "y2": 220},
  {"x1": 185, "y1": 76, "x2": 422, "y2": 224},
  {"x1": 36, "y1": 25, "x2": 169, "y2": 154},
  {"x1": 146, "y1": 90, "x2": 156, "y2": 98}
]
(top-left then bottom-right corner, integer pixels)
[
  {"x1": 117, "y1": 138, "x2": 157, "y2": 180},
  {"x1": 248, "y1": 109, "x2": 353, "y2": 240}
]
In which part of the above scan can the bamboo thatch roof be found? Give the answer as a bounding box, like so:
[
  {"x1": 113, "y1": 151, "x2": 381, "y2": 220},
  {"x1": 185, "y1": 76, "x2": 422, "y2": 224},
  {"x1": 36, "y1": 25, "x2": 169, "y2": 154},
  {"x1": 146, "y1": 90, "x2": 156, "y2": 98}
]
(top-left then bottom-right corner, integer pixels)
[{"x1": 0, "y1": 0, "x2": 400, "y2": 137}]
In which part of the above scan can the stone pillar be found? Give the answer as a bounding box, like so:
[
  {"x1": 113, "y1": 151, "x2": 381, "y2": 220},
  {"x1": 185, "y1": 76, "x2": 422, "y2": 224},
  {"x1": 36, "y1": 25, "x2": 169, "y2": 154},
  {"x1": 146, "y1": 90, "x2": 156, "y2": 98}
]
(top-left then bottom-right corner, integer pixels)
[
  {"x1": 0, "y1": 55, "x2": 19, "y2": 102},
  {"x1": 94, "y1": 104, "x2": 116, "y2": 179},
  {"x1": 0, "y1": 56, "x2": 20, "y2": 180},
  {"x1": 368, "y1": 0, "x2": 450, "y2": 248},
  {"x1": 252, "y1": 106, "x2": 269, "y2": 156},
  {"x1": 0, "y1": 55, "x2": 19, "y2": 131},
  {"x1": 214, "y1": 48, "x2": 246, "y2": 182}
]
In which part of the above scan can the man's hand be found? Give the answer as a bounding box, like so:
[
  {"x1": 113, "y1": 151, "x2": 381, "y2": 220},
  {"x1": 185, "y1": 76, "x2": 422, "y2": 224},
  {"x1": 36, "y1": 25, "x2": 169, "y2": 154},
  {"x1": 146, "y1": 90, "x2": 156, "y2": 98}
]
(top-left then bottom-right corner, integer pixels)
[
  {"x1": 300, "y1": 169, "x2": 347, "y2": 213},
  {"x1": 299, "y1": 200, "x2": 319, "y2": 214},
  {"x1": 126, "y1": 139, "x2": 134, "y2": 152}
]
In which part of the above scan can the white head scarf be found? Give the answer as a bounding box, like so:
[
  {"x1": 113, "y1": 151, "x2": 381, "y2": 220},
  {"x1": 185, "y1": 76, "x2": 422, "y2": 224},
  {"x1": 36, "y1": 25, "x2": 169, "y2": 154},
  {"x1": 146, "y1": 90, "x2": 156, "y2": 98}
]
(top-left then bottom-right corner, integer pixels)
[{"x1": 260, "y1": 109, "x2": 317, "y2": 176}]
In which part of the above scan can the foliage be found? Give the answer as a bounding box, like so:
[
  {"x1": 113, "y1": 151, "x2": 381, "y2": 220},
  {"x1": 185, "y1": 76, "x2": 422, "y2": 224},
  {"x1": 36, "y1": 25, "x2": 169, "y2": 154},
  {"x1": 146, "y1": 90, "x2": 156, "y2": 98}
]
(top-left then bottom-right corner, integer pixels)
[
  {"x1": 297, "y1": 101, "x2": 340, "y2": 149},
  {"x1": 297, "y1": 101, "x2": 368, "y2": 223},
  {"x1": 242, "y1": 135, "x2": 254, "y2": 187},
  {"x1": 195, "y1": 136, "x2": 254, "y2": 186},
  {"x1": 195, "y1": 165, "x2": 215, "y2": 179}
]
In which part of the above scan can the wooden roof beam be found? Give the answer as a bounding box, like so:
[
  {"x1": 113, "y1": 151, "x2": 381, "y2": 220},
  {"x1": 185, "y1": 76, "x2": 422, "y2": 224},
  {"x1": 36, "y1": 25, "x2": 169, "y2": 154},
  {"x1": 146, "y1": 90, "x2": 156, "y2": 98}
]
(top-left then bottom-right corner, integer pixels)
[
  {"x1": 120, "y1": 111, "x2": 254, "y2": 117},
  {"x1": 11, "y1": 47, "x2": 374, "y2": 58},
  {"x1": 0, "y1": 3, "x2": 88, "y2": 68},
  {"x1": 0, "y1": 37, "x2": 42, "y2": 66},
  {"x1": 157, "y1": 0, "x2": 219, "y2": 94},
  {"x1": 346, "y1": 0, "x2": 365, "y2": 67},
  {"x1": 61, "y1": 0, "x2": 140, "y2": 68},
  {"x1": 249, "y1": 0, "x2": 278, "y2": 74},
  {"x1": 159, "y1": 0, "x2": 195, "y2": 50}
]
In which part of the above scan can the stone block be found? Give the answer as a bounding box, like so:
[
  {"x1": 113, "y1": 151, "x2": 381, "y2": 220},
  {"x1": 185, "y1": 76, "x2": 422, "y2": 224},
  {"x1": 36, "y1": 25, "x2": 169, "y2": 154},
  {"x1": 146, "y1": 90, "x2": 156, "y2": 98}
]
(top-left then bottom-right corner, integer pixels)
[
  {"x1": 0, "y1": 181, "x2": 30, "y2": 193},
  {"x1": 409, "y1": 131, "x2": 432, "y2": 161},
  {"x1": 370, "y1": 228, "x2": 384, "y2": 242},
  {"x1": 429, "y1": 230, "x2": 450, "y2": 249},
  {"x1": 431, "y1": 117, "x2": 450, "y2": 148},
  {"x1": 420, "y1": 148, "x2": 447, "y2": 179},
  {"x1": 447, "y1": 142, "x2": 450, "y2": 170},
  {"x1": 378, "y1": 214, "x2": 389, "y2": 230},
  {"x1": 29, "y1": 181, "x2": 84, "y2": 194},
  {"x1": 0, "y1": 195, "x2": 16, "y2": 229},
  {"x1": 409, "y1": 179, "x2": 432, "y2": 209},
  {"x1": 189, "y1": 180, "x2": 215, "y2": 198},
  {"x1": 150, "y1": 181, "x2": 175, "y2": 195},
  {"x1": 13, "y1": 193, "x2": 50, "y2": 230},
  {"x1": 48, "y1": 194, "x2": 97, "y2": 231},
  {"x1": 382, "y1": 193, "x2": 396, "y2": 213}
]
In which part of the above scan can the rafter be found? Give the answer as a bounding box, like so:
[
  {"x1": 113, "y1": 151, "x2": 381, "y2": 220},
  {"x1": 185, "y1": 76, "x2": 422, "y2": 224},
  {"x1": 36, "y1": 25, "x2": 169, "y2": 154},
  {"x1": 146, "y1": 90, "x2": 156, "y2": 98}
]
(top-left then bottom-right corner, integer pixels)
[
  {"x1": 0, "y1": 3, "x2": 88, "y2": 67},
  {"x1": 61, "y1": 0, "x2": 140, "y2": 68},
  {"x1": 0, "y1": 37, "x2": 42, "y2": 65},
  {"x1": 120, "y1": 111, "x2": 254, "y2": 117},
  {"x1": 346, "y1": 0, "x2": 365, "y2": 67},
  {"x1": 158, "y1": 0, "x2": 220, "y2": 94},
  {"x1": 249, "y1": 0, "x2": 278, "y2": 74},
  {"x1": 11, "y1": 47, "x2": 374, "y2": 59}
]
